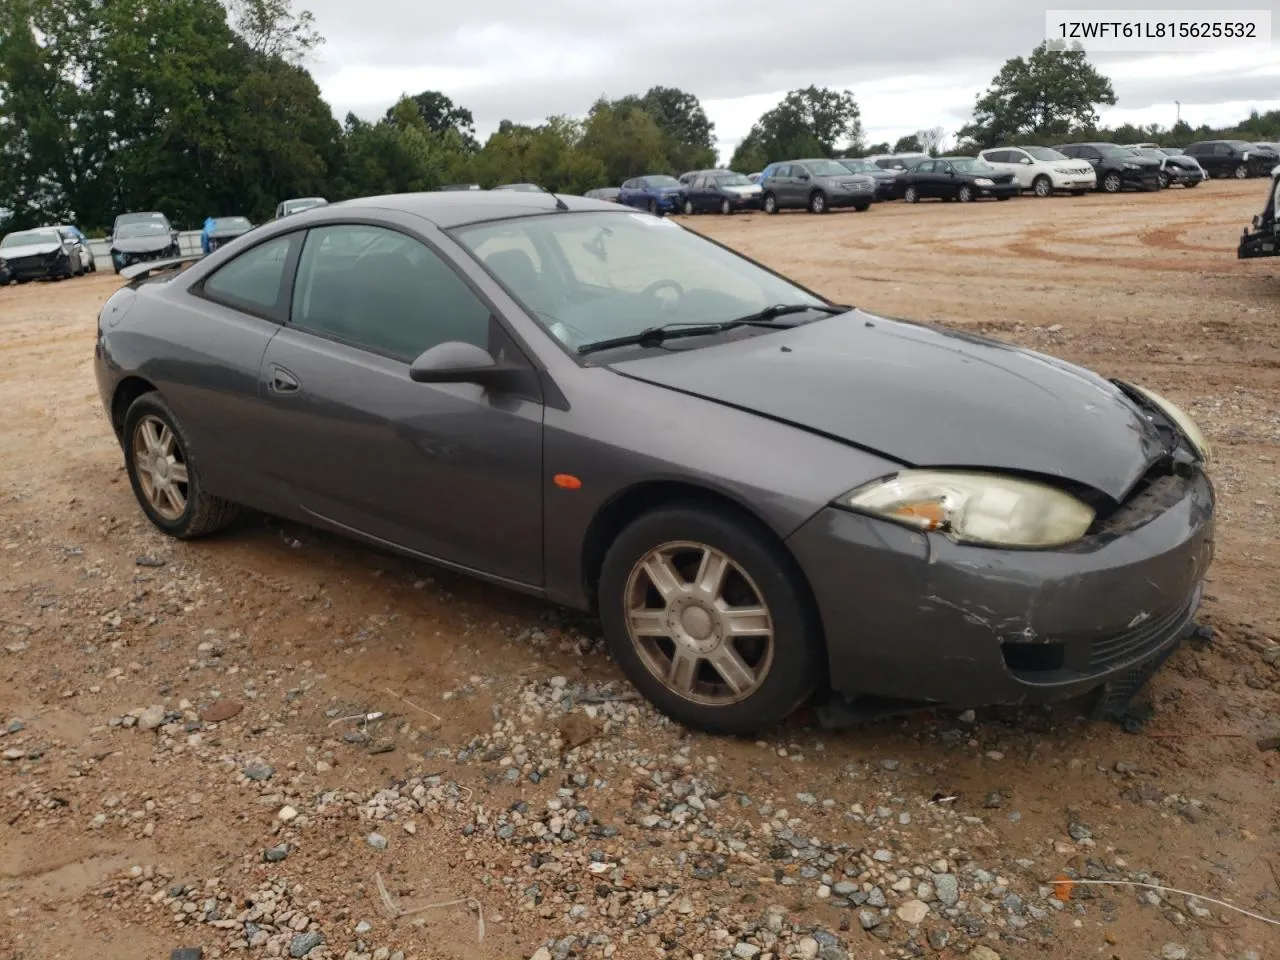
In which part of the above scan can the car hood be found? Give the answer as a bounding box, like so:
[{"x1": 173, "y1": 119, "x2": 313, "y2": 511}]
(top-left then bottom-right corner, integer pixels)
[
  {"x1": 1118, "y1": 156, "x2": 1161, "y2": 169},
  {"x1": 0, "y1": 242, "x2": 61, "y2": 259},
  {"x1": 112, "y1": 236, "x2": 174, "y2": 253},
  {"x1": 608, "y1": 310, "x2": 1167, "y2": 501}
]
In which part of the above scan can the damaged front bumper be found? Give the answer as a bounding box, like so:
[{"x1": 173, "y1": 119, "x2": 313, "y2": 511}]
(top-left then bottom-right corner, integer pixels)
[{"x1": 786, "y1": 466, "x2": 1214, "y2": 712}]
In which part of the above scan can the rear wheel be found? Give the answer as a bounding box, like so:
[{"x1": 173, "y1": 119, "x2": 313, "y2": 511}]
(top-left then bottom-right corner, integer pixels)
[
  {"x1": 1102, "y1": 172, "x2": 1123, "y2": 193},
  {"x1": 762, "y1": 192, "x2": 778, "y2": 215},
  {"x1": 904, "y1": 185, "x2": 919, "y2": 203},
  {"x1": 599, "y1": 504, "x2": 822, "y2": 735},
  {"x1": 720, "y1": 198, "x2": 732, "y2": 215},
  {"x1": 123, "y1": 393, "x2": 239, "y2": 539},
  {"x1": 1032, "y1": 175, "x2": 1053, "y2": 198}
]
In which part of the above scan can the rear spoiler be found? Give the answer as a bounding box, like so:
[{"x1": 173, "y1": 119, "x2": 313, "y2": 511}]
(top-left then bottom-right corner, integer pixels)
[{"x1": 121, "y1": 254, "x2": 203, "y2": 283}]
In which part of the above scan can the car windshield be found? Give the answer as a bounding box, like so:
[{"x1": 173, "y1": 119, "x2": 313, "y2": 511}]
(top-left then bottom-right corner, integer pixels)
[
  {"x1": 453, "y1": 211, "x2": 831, "y2": 353},
  {"x1": 1131, "y1": 148, "x2": 1163, "y2": 158},
  {"x1": 805, "y1": 160, "x2": 852, "y2": 177},
  {"x1": 117, "y1": 213, "x2": 166, "y2": 226},
  {"x1": 1097, "y1": 146, "x2": 1126, "y2": 158},
  {"x1": 949, "y1": 158, "x2": 994, "y2": 174},
  {"x1": 214, "y1": 217, "x2": 250, "y2": 230},
  {"x1": 644, "y1": 176, "x2": 680, "y2": 188},
  {"x1": 2, "y1": 229, "x2": 60, "y2": 247},
  {"x1": 1023, "y1": 146, "x2": 1067, "y2": 161},
  {"x1": 118, "y1": 222, "x2": 169, "y2": 237},
  {"x1": 839, "y1": 159, "x2": 877, "y2": 173},
  {"x1": 714, "y1": 173, "x2": 752, "y2": 186}
]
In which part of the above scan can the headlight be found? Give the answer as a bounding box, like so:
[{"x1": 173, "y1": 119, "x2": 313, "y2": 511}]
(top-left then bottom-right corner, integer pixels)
[
  {"x1": 972, "y1": 177, "x2": 992, "y2": 186},
  {"x1": 836, "y1": 470, "x2": 1096, "y2": 548},
  {"x1": 1126, "y1": 384, "x2": 1212, "y2": 465},
  {"x1": 1053, "y1": 167, "x2": 1072, "y2": 174},
  {"x1": 1123, "y1": 162, "x2": 1139, "y2": 169}
]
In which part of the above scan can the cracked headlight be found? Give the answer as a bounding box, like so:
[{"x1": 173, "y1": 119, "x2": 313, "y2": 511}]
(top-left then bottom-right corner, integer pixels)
[
  {"x1": 1127, "y1": 384, "x2": 1212, "y2": 465},
  {"x1": 836, "y1": 471, "x2": 1095, "y2": 548}
]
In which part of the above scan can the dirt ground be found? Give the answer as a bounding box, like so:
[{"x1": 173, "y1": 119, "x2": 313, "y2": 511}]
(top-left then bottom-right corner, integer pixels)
[{"x1": 0, "y1": 180, "x2": 1277, "y2": 960}]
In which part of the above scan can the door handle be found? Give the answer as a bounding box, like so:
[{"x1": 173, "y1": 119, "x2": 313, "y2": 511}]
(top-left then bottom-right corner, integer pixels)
[{"x1": 269, "y1": 365, "x2": 299, "y2": 393}]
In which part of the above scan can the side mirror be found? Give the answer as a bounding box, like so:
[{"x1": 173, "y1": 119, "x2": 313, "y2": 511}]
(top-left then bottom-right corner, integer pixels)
[
  {"x1": 409, "y1": 341, "x2": 516, "y2": 384},
  {"x1": 1020, "y1": 157, "x2": 1033, "y2": 164},
  {"x1": 797, "y1": 172, "x2": 810, "y2": 181}
]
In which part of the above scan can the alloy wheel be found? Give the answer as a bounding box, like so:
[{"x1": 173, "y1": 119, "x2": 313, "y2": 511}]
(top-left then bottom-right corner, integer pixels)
[
  {"x1": 721, "y1": 199, "x2": 732, "y2": 215},
  {"x1": 623, "y1": 541, "x2": 774, "y2": 706},
  {"x1": 958, "y1": 186, "x2": 974, "y2": 202},
  {"x1": 904, "y1": 186, "x2": 918, "y2": 203},
  {"x1": 1103, "y1": 173, "x2": 1122, "y2": 193},
  {"x1": 1234, "y1": 164, "x2": 1248, "y2": 179},
  {"x1": 1033, "y1": 176, "x2": 1052, "y2": 197},
  {"x1": 131, "y1": 414, "x2": 189, "y2": 521}
]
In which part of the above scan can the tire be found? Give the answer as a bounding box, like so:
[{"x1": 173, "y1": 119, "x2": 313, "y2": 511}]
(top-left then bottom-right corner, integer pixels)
[
  {"x1": 720, "y1": 199, "x2": 732, "y2": 215},
  {"x1": 904, "y1": 185, "x2": 919, "y2": 203},
  {"x1": 996, "y1": 195, "x2": 1011, "y2": 201},
  {"x1": 808, "y1": 191, "x2": 828, "y2": 214},
  {"x1": 762, "y1": 192, "x2": 778, "y2": 215},
  {"x1": 1032, "y1": 175, "x2": 1053, "y2": 198},
  {"x1": 647, "y1": 199, "x2": 658, "y2": 214},
  {"x1": 1157, "y1": 172, "x2": 1169, "y2": 189},
  {"x1": 1101, "y1": 172, "x2": 1122, "y2": 193},
  {"x1": 958, "y1": 185, "x2": 974, "y2": 203},
  {"x1": 598, "y1": 504, "x2": 822, "y2": 735},
  {"x1": 1185, "y1": 180, "x2": 1199, "y2": 188},
  {"x1": 853, "y1": 202, "x2": 870, "y2": 212},
  {"x1": 122, "y1": 393, "x2": 238, "y2": 539},
  {"x1": 681, "y1": 199, "x2": 694, "y2": 216},
  {"x1": 1234, "y1": 164, "x2": 1248, "y2": 179}
]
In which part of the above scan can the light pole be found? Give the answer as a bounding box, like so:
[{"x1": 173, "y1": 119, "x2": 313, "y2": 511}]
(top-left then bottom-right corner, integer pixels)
[{"x1": 1175, "y1": 100, "x2": 1181, "y2": 125}]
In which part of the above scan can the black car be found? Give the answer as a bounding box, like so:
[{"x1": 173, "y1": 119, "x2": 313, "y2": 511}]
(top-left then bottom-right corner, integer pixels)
[
  {"x1": 110, "y1": 219, "x2": 180, "y2": 273},
  {"x1": 1124, "y1": 147, "x2": 1205, "y2": 188},
  {"x1": 1238, "y1": 164, "x2": 1280, "y2": 259},
  {"x1": 1184, "y1": 140, "x2": 1279, "y2": 179},
  {"x1": 837, "y1": 158, "x2": 898, "y2": 200},
  {"x1": 680, "y1": 170, "x2": 764, "y2": 214},
  {"x1": 206, "y1": 217, "x2": 254, "y2": 252},
  {"x1": 899, "y1": 156, "x2": 1019, "y2": 203},
  {"x1": 1054, "y1": 143, "x2": 1162, "y2": 192},
  {"x1": 0, "y1": 226, "x2": 89, "y2": 280}
]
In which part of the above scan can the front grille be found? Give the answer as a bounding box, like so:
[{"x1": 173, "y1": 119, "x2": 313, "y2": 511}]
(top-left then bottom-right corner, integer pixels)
[{"x1": 1089, "y1": 598, "x2": 1193, "y2": 668}]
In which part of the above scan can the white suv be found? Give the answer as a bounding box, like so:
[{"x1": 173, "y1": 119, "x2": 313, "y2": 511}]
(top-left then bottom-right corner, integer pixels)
[{"x1": 977, "y1": 146, "x2": 1097, "y2": 197}]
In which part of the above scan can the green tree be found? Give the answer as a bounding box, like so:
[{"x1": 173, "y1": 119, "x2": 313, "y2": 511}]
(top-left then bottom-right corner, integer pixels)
[
  {"x1": 473, "y1": 116, "x2": 605, "y2": 193},
  {"x1": 613, "y1": 86, "x2": 717, "y2": 172},
  {"x1": 737, "y1": 86, "x2": 863, "y2": 165},
  {"x1": 893, "y1": 134, "x2": 922, "y2": 153},
  {"x1": 343, "y1": 96, "x2": 471, "y2": 196},
  {"x1": 395, "y1": 90, "x2": 479, "y2": 151},
  {"x1": 728, "y1": 135, "x2": 768, "y2": 173},
  {"x1": 579, "y1": 98, "x2": 670, "y2": 185},
  {"x1": 959, "y1": 41, "x2": 1116, "y2": 148}
]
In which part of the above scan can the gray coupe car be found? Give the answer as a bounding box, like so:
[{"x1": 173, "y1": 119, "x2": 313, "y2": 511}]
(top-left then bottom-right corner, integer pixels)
[{"x1": 93, "y1": 192, "x2": 1215, "y2": 735}]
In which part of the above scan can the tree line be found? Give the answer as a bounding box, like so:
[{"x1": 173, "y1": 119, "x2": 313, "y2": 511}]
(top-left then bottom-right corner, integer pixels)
[{"x1": 1, "y1": 3, "x2": 1276, "y2": 235}]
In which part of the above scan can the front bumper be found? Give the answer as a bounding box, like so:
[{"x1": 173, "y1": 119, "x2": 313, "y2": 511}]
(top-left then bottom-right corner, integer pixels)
[
  {"x1": 722, "y1": 193, "x2": 762, "y2": 210},
  {"x1": 786, "y1": 466, "x2": 1215, "y2": 709},
  {"x1": 827, "y1": 189, "x2": 875, "y2": 208},
  {"x1": 5, "y1": 255, "x2": 63, "y2": 280},
  {"x1": 1238, "y1": 225, "x2": 1278, "y2": 258},
  {"x1": 1050, "y1": 174, "x2": 1097, "y2": 190},
  {"x1": 112, "y1": 247, "x2": 178, "y2": 268},
  {"x1": 1122, "y1": 169, "x2": 1163, "y2": 190},
  {"x1": 976, "y1": 183, "x2": 1020, "y2": 199},
  {"x1": 872, "y1": 180, "x2": 898, "y2": 200},
  {"x1": 1164, "y1": 166, "x2": 1202, "y2": 185}
]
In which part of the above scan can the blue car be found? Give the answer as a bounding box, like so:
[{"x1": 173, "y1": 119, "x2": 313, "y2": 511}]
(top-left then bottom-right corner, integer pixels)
[{"x1": 618, "y1": 175, "x2": 686, "y2": 215}]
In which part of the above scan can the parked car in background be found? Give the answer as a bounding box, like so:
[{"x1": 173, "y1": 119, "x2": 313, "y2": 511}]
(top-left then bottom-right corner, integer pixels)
[
  {"x1": 274, "y1": 197, "x2": 329, "y2": 217},
  {"x1": 900, "y1": 156, "x2": 1018, "y2": 203},
  {"x1": 836, "y1": 158, "x2": 899, "y2": 200},
  {"x1": 678, "y1": 171, "x2": 701, "y2": 186},
  {"x1": 977, "y1": 146, "x2": 1096, "y2": 196},
  {"x1": 113, "y1": 211, "x2": 173, "y2": 238},
  {"x1": 1253, "y1": 142, "x2": 1280, "y2": 156},
  {"x1": 0, "y1": 226, "x2": 89, "y2": 280},
  {"x1": 204, "y1": 216, "x2": 255, "y2": 252},
  {"x1": 110, "y1": 220, "x2": 180, "y2": 273},
  {"x1": 618, "y1": 175, "x2": 686, "y2": 215},
  {"x1": 1183, "y1": 140, "x2": 1279, "y2": 179},
  {"x1": 493, "y1": 183, "x2": 545, "y2": 193},
  {"x1": 681, "y1": 170, "x2": 763, "y2": 214},
  {"x1": 1123, "y1": 147, "x2": 1205, "y2": 188},
  {"x1": 761, "y1": 159, "x2": 875, "y2": 214},
  {"x1": 1238, "y1": 163, "x2": 1280, "y2": 259},
  {"x1": 93, "y1": 191, "x2": 1216, "y2": 735},
  {"x1": 584, "y1": 187, "x2": 621, "y2": 202},
  {"x1": 1054, "y1": 143, "x2": 1162, "y2": 193},
  {"x1": 865, "y1": 152, "x2": 929, "y2": 172},
  {"x1": 55, "y1": 225, "x2": 96, "y2": 271}
]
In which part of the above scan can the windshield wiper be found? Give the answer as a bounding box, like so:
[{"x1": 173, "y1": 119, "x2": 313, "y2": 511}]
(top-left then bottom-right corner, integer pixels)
[{"x1": 577, "y1": 303, "x2": 850, "y2": 356}]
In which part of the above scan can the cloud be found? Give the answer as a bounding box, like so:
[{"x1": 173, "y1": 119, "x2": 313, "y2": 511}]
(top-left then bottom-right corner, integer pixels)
[{"x1": 303, "y1": 0, "x2": 1280, "y2": 158}]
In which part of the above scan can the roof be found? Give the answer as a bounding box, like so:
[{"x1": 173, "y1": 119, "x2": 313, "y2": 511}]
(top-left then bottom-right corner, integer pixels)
[{"x1": 325, "y1": 190, "x2": 624, "y2": 229}]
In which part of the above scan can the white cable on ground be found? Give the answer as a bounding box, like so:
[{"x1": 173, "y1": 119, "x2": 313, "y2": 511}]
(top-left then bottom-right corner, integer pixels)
[{"x1": 1052, "y1": 878, "x2": 1279, "y2": 927}]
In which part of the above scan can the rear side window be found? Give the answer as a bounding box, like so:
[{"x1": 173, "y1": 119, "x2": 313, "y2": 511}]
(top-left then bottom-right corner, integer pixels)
[
  {"x1": 201, "y1": 235, "x2": 296, "y2": 319},
  {"x1": 290, "y1": 225, "x2": 491, "y2": 361}
]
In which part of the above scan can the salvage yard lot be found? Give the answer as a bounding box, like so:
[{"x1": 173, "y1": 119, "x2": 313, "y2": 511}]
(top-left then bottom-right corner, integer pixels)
[{"x1": 0, "y1": 181, "x2": 1277, "y2": 960}]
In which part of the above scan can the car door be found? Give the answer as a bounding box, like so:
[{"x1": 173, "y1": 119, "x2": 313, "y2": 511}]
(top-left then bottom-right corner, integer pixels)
[
  {"x1": 1002, "y1": 149, "x2": 1034, "y2": 188},
  {"x1": 787, "y1": 164, "x2": 812, "y2": 206},
  {"x1": 906, "y1": 160, "x2": 932, "y2": 197},
  {"x1": 766, "y1": 164, "x2": 791, "y2": 205},
  {"x1": 690, "y1": 175, "x2": 712, "y2": 211},
  {"x1": 255, "y1": 221, "x2": 545, "y2": 586}
]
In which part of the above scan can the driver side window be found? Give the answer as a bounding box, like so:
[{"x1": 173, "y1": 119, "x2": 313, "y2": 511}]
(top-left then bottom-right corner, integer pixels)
[{"x1": 290, "y1": 225, "x2": 490, "y2": 361}]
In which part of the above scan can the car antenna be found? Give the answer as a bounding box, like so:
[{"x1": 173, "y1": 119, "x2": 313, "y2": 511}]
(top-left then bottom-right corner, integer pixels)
[{"x1": 546, "y1": 188, "x2": 570, "y2": 212}]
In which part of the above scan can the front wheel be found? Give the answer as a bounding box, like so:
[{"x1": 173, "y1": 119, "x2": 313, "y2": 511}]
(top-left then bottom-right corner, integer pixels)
[
  {"x1": 1101, "y1": 172, "x2": 1122, "y2": 193},
  {"x1": 1032, "y1": 175, "x2": 1053, "y2": 198},
  {"x1": 599, "y1": 505, "x2": 822, "y2": 735},
  {"x1": 957, "y1": 185, "x2": 974, "y2": 203},
  {"x1": 808, "y1": 191, "x2": 828, "y2": 214},
  {"x1": 1234, "y1": 164, "x2": 1248, "y2": 179},
  {"x1": 123, "y1": 393, "x2": 239, "y2": 539},
  {"x1": 762, "y1": 192, "x2": 778, "y2": 215}
]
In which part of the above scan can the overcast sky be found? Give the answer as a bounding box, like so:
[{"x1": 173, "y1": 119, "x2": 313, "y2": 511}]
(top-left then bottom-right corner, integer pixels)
[{"x1": 303, "y1": 0, "x2": 1280, "y2": 162}]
